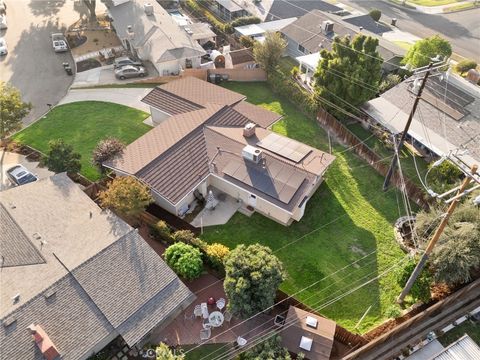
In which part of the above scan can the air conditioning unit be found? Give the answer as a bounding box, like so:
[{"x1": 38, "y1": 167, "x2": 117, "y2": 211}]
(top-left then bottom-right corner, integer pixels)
[
  {"x1": 322, "y1": 20, "x2": 334, "y2": 34},
  {"x1": 144, "y1": 3, "x2": 154, "y2": 16},
  {"x1": 242, "y1": 145, "x2": 263, "y2": 164}
]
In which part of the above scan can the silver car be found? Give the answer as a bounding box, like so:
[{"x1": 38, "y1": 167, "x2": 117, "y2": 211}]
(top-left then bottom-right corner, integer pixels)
[
  {"x1": 113, "y1": 56, "x2": 143, "y2": 69},
  {"x1": 0, "y1": 38, "x2": 7, "y2": 56},
  {"x1": 115, "y1": 65, "x2": 147, "y2": 80},
  {"x1": 6, "y1": 165, "x2": 38, "y2": 186}
]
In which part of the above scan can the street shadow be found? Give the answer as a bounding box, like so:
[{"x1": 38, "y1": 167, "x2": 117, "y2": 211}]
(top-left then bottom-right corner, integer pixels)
[{"x1": 29, "y1": 0, "x2": 66, "y2": 17}]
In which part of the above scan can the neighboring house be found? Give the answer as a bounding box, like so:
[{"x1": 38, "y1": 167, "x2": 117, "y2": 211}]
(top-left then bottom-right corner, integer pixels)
[
  {"x1": 342, "y1": 14, "x2": 392, "y2": 35},
  {"x1": 281, "y1": 10, "x2": 404, "y2": 81},
  {"x1": 215, "y1": 0, "x2": 249, "y2": 21},
  {"x1": 266, "y1": 0, "x2": 342, "y2": 21},
  {"x1": 108, "y1": 0, "x2": 206, "y2": 75},
  {"x1": 406, "y1": 335, "x2": 480, "y2": 360},
  {"x1": 362, "y1": 74, "x2": 480, "y2": 169},
  {"x1": 0, "y1": 174, "x2": 194, "y2": 360},
  {"x1": 234, "y1": 17, "x2": 297, "y2": 41},
  {"x1": 225, "y1": 48, "x2": 256, "y2": 69},
  {"x1": 105, "y1": 77, "x2": 335, "y2": 226},
  {"x1": 280, "y1": 306, "x2": 336, "y2": 360}
]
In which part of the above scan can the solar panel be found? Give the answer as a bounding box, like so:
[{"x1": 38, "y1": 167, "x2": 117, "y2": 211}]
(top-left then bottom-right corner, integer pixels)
[
  {"x1": 223, "y1": 160, "x2": 306, "y2": 204},
  {"x1": 257, "y1": 133, "x2": 312, "y2": 163}
]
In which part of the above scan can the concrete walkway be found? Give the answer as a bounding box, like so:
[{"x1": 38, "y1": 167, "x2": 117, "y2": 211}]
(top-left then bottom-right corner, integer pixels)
[
  {"x1": 58, "y1": 88, "x2": 151, "y2": 113},
  {"x1": 404, "y1": 0, "x2": 476, "y2": 14}
]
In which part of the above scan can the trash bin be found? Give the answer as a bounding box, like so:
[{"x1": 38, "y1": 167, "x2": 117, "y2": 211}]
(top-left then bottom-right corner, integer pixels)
[
  {"x1": 65, "y1": 67, "x2": 73, "y2": 75},
  {"x1": 391, "y1": 18, "x2": 397, "y2": 26}
]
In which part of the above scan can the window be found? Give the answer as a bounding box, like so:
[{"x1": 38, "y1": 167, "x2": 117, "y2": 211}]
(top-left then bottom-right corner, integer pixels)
[{"x1": 298, "y1": 44, "x2": 306, "y2": 53}]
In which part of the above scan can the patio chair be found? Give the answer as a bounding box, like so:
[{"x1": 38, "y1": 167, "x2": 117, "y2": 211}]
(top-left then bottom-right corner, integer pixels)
[
  {"x1": 223, "y1": 310, "x2": 233, "y2": 324},
  {"x1": 216, "y1": 297, "x2": 226, "y2": 311},
  {"x1": 200, "y1": 328, "x2": 211, "y2": 341},
  {"x1": 202, "y1": 318, "x2": 212, "y2": 330},
  {"x1": 201, "y1": 302, "x2": 209, "y2": 319},
  {"x1": 237, "y1": 337, "x2": 247, "y2": 347},
  {"x1": 194, "y1": 305, "x2": 202, "y2": 318}
]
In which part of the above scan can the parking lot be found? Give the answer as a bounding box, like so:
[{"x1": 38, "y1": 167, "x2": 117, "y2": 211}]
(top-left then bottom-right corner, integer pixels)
[{"x1": 0, "y1": 150, "x2": 53, "y2": 191}]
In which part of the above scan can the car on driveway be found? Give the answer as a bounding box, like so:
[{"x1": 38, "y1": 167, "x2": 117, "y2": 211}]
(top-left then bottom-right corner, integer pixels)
[
  {"x1": 113, "y1": 56, "x2": 143, "y2": 69},
  {"x1": 0, "y1": 38, "x2": 7, "y2": 56},
  {"x1": 115, "y1": 65, "x2": 148, "y2": 80},
  {"x1": 51, "y1": 33, "x2": 68, "y2": 52},
  {"x1": 0, "y1": 14, "x2": 6, "y2": 29},
  {"x1": 6, "y1": 165, "x2": 38, "y2": 186}
]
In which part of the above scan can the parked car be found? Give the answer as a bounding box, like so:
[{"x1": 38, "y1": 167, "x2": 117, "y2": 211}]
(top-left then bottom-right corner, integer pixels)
[
  {"x1": 6, "y1": 165, "x2": 38, "y2": 186},
  {"x1": 0, "y1": 14, "x2": 7, "y2": 29},
  {"x1": 113, "y1": 56, "x2": 143, "y2": 69},
  {"x1": 0, "y1": 37, "x2": 7, "y2": 56},
  {"x1": 51, "y1": 33, "x2": 68, "y2": 52},
  {"x1": 115, "y1": 65, "x2": 147, "y2": 80}
]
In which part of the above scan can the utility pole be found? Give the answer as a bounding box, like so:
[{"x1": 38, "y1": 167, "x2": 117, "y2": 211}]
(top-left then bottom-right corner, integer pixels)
[
  {"x1": 383, "y1": 62, "x2": 433, "y2": 191},
  {"x1": 397, "y1": 164, "x2": 478, "y2": 304}
]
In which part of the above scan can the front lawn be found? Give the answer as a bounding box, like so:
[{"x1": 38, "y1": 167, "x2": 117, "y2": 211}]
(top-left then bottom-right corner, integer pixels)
[
  {"x1": 202, "y1": 82, "x2": 409, "y2": 333},
  {"x1": 12, "y1": 101, "x2": 150, "y2": 181}
]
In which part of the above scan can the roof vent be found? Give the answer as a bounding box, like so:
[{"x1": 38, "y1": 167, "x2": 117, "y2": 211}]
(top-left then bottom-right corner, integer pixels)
[
  {"x1": 144, "y1": 3, "x2": 154, "y2": 16},
  {"x1": 306, "y1": 316, "x2": 318, "y2": 329},
  {"x1": 3, "y1": 316, "x2": 16, "y2": 328},
  {"x1": 243, "y1": 123, "x2": 256, "y2": 138},
  {"x1": 184, "y1": 27, "x2": 193, "y2": 35},
  {"x1": 322, "y1": 20, "x2": 334, "y2": 34},
  {"x1": 44, "y1": 288, "x2": 57, "y2": 300},
  {"x1": 33, "y1": 233, "x2": 42, "y2": 240},
  {"x1": 12, "y1": 293, "x2": 20, "y2": 304},
  {"x1": 242, "y1": 145, "x2": 262, "y2": 164},
  {"x1": 299, "y1": 336, "x2": 313, "y2": 351}
]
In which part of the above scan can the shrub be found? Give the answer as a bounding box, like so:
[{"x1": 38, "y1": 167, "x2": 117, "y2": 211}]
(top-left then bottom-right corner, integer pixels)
[
  {"x1": 384, "y1": 305, "x2": 402, "y2": 319},
  {"x1": 239, "y1": 35, "x2": 255, "y2": 48},
  {"x1": 379, "y1": 73, "x2": 402, "y2": 93},
  {"x1": 369, "y1": 9, "x2": 381, "y2": 22},
  {"x1": 205, "y1": 243, "x2": 230, "y2": 270},
  {"x1": 291, "y1": 66, "x2": 299, "y2": 77},
  {"x1": 164, "y1": 242, "x2": 203, "y2": 280},
  {"x1": 92, "y1": 137, "x2": 125, "y2": 170},
  {"x1": 396, "y1": 258, "x2": 432, "y2": 303},
  {"x1": 151, "y1": 220, "x2": 172, "y2": 242},
  {"x1": 231, "y1": 16, "x2": 261, "y2": 27},
  {"x1": 428, "y1": 159, "x2": 463, "y2": 194},
  {"x1": 42, "y1": 139, "x2": 81, "y2": 173},
  {"x1": 172, "y1": 230, "x2": 207, "y2": 250},
  {"x1": 455, "y1": 59, "x2": 477, "y2": 75}
]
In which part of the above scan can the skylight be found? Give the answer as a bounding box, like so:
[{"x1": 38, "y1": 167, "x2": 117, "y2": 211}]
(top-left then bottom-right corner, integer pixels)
[
  {"x1": 299, "y1": 336, "x2": 313, "y2": 351},
  {"x1": 306, "y1": 316, "x2": 318, "y2": 328}
]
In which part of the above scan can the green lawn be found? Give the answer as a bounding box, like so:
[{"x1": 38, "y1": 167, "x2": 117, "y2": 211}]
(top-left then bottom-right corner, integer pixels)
[
  {"x1": 183, "y1": 344, "x2": 231, "y2": 360},
  {"x1": 407, "y1": 0, "x2": 461, "y2": 5},
  {"x1": 12, "y1": 101, "x2": 150, "y2": 181},
  {"x1": 438, "y1": 320, "x2": 480, "y2": 346},
  {"x1": 202, "y1": 82, "x2": 410, "y2": 333}
]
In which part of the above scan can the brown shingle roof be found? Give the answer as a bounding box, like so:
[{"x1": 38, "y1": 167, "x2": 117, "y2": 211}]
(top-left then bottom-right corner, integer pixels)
[
  {"x1": 158, "y1": 77, "x2": 245, "y2": 107},
  {"x1": 229, "y1": 48, "x2": 255, "y2": 66},
  {"x1": 141, "y1": 88, "x2": 203, "y2": 115},
  {"x1": 280, "y1": 306, "x2": 336, "y2": 360},
  {"x1": 232, "y1": 101, "x2": 282, "y2": 128}
]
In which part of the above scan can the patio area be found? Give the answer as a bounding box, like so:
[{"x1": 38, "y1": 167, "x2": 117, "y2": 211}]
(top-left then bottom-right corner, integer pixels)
[
  {"x1": 190, "y1": 188, "x2": 242, "y2": 228},
  {"x1": 149, "y1": 273, "x2": 275, "y2": 347}
]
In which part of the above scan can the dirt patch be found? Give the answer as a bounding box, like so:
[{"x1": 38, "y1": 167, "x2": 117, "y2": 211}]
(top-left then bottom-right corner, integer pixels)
[
  {"x1": 76, "y1": 58, "x2": 102, "y2": 73},
  {"x1": 66, "y1": 34, "x2": 87, "y2": 49}
]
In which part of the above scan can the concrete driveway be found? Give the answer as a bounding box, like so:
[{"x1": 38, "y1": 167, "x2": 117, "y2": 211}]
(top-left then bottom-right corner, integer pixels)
[
  {"x1": 0, "y1": 150, "x2": 53, "y2": 191},
  {"x1": 58, "y1": 88, "x2": 151, "y2": 113},
  {"x1": 0, "y1": 0, "x2": 106, "y2": 125}
]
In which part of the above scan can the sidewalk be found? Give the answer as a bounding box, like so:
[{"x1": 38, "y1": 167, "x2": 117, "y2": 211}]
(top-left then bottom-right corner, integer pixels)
[{"x1": 396, "y1": 0, "x2": 476, "y2": 14}]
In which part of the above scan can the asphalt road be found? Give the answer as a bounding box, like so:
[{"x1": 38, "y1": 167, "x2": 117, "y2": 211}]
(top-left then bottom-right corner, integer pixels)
[
  {"x1": 0, "y1": 0, "x2": 101, "y2": 125},
  {"x1": 340, "y1": 0, "x2": 480, "y2": 60}
]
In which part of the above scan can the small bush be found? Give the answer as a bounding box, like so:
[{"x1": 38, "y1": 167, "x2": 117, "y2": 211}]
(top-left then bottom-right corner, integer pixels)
[
  {"x1": 384, "y1": 305, "x2": 402, "y2": 319},
  {"x1": 205, "y1": 243, "x2": 230, "y2": 270},
  {"x1": 172, "y1": 230, "x2": 196, "y2": 243},
  {"x1": 164, "y1": 242, "x2": 203, "y2": 280},
  {"x1": 291, "y1": 66, "x2": 299, "y2": 77},
  {"x1": 455, "y1": 59, "x2": 477, "y2": 75},
  {"x1": 92, "y1": 137, "x2": 125, "y2": 170},
  {"x1": 379, "y1": 73, "x2": 402, "y2": 93},
  {"x1": 239, "y1": 35, "x2": 255, "y2": 48},
  {"x1": 151, "y1": 220, "x2": 172, "y2": 242},
  {"x1": 369, "y1": 9, "x2": 381, "y2": 22},
  {"x1": 231, "y1": 16, "x2": 261, "y2": 28}
]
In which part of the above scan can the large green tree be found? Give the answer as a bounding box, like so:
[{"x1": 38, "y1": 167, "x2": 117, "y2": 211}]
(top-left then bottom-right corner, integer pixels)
[
  {"x1": 402, "y1": 35, "x2": 452, "y2": 68},
  {"x1": 224, "y1": 244, "x2": 285, "y2": 319},
  {"x1": 253, "y1": 31, "x2": 286, "y2": 73},
  {"x1": 42, "y1": 139, "x2": 82, "y2": 173},
  {"x1": 314, "y1": 35, "x2": 382, "y2": 118},
  {"x1": 0, "y1": 82, "x2": 31, "y2": 141}
]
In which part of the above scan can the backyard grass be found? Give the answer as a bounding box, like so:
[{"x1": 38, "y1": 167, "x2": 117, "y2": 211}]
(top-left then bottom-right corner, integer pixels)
[
  {"x1": 202, "y1": 82, "x2": 411, "y2": 333},
  {"x1": 12, "y1": 101, "x2": 150, "y2": 181},
  {"x1": 438, "y1": 320, "x2": 480, "y2": 346},
  {"x1": 183, "y1": 344, "x2": 232, "y2": 360}
]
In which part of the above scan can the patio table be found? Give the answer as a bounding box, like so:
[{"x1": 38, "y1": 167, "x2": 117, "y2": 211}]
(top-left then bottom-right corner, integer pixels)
[{"x1": 208, "y1": 311, "x2": 224, "y2": 328}]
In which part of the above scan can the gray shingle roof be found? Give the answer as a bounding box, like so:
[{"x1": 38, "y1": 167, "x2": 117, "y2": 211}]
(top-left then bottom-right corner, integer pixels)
[
  {"x1": 267, "y1": 0, "x2": 341, "y2": 20},
  {"x1": 0, "y1": 203, "x2": 45, "y2": 268},
  {"x1": 342, "y1": 14, "x2": 392, "y2": 35}
]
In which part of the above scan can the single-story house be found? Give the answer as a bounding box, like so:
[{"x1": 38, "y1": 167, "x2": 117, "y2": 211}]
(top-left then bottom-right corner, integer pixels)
[
  {"x1": 280, "y1": 306, "x2": 336, "y2": 360},
  {"x1": 215, "y1": 0, "x2": 249, "y2": 21},
  {"x1": 362, "y1": 74, "x2": 480, "y2": 169},
  {"x1": 234, "y1": 17, "x2": 297, "y2": 40},
  {"x1": 225, "y1": 48, "x2": 256, "y2": 69},
  {"x1": 105, "y1": 77, "x2": 335, "y2": 226},
  {"x1": 281, "y1": 10, "x2": 404, "y2": 77},
  {"x1": 0, "y1": 174, "x2": 194, "y2": 360},
  {"x1": 108, "y1": 0, "x2": 206, "y2": 75}
]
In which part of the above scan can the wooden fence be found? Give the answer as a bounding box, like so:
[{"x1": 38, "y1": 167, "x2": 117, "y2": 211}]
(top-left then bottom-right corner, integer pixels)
[{"x1": 317, "y1": 109, "x2": 430, "y2": 209}]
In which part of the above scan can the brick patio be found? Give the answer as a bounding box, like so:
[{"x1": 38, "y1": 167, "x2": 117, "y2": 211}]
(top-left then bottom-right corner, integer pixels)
[{"x1": 149, "y1": 273, "x2": 275, "y2": 347}]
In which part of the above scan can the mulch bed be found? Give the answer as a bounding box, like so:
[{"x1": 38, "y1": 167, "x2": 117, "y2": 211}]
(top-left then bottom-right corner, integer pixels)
[{"x1": 76, "y1": 58, "x2": 102, "y2": 73}]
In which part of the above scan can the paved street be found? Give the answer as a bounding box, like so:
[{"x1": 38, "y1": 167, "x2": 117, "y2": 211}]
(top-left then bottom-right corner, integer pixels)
[
  {"x1": 0, "y1": 0, "x2": 105, "y2": 125},
  {"x1": 339, "y1": 0, "x2": 480, "y2": 60}
]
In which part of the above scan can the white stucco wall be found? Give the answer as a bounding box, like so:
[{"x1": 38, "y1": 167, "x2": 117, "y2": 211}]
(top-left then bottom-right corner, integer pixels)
[{"x1": 150, "y1": 106, "x2": 171, "y2": 125}]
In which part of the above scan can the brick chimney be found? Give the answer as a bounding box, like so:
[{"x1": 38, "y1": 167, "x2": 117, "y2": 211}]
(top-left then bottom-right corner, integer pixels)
[{"x1": 27, "y1": 324, "x2": 61, "y2": 360}]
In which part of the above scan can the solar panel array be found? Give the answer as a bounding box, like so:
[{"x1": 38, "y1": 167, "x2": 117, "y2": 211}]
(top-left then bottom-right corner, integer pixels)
[
  {"x1": 257, "y1": 133, "x2": 312, "y2": 163},
  {"x1": 223, "y1": 160, "x2": 306, "y2": 204}
]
